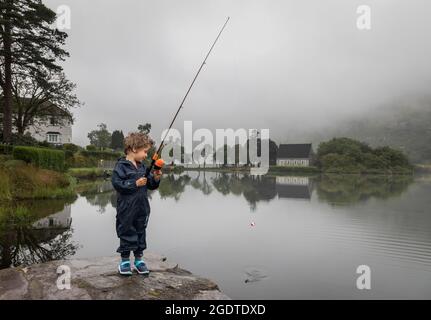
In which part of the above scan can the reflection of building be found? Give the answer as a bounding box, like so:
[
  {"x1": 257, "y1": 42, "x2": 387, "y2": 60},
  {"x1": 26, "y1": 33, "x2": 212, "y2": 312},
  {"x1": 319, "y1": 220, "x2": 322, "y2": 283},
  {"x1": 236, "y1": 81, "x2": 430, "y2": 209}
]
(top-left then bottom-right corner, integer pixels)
[
  {"x1": 27, "y1": 205, "x2": 73, "y2": 244},
  {"x1": 276, "y1": 176, "x2": 312, "y2": 200},
  {"x1": 276, "y1": 144, "x2": 312, "y2": 167},
  {"x1": 33, "y1": 205, "x2": 72, "y2": 229}
]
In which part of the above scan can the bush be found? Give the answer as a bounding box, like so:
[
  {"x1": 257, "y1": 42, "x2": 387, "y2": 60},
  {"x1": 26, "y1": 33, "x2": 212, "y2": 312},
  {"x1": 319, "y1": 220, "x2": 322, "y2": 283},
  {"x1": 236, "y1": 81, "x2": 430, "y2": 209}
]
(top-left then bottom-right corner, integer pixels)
[
  {"x1": 80, "y1": 149, "x2": 122, "y2": 160},
  {"x1": 0, "y1": 154, "x2": 13, "y2": 163},
  {"x1": 0, "y1": 144, "x2": 13, "y2": 155},
  {"x1": 318, "y1": 138, "x2": 372, "y2": 160},
  {"x1": 66, "y1": 153, "x2": 97, "y2": 168},
  {"x1": 62, "y1": 143, "x2": 81, "y2": 153},
  {"x1": 0, "y1": 164, "x2": 73, "y2": 201},
  {"x1": 2, "y1": 159, "x2": 27, "y2": 169},
  {"x1": 68, "y1": 167, "x2": 107, "y2": 179},
  {"x1": 5, "y1": 133, "x2": 50, "y2": 148},
  {"x1": 12, "y1": 146, "x2": 65, "y2": 171},
  {"x1": 316, "y1": 138, "x2": 412, "y2": 174},
  {"x1": 0, "y1": 168, "x2": 11, "y2": 200},
  {"x1": 320, "y1": 153, "x2": 363, "y2": 174},
  {"x1": 86, "y1": 144, "x2": 97, "y2": 151}
]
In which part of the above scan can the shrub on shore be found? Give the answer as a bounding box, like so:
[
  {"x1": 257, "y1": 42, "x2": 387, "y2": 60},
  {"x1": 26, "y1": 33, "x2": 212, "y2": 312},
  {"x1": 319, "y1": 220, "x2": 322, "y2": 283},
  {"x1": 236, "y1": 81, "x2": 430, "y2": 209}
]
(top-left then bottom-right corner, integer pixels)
[
  {"x1": 68, "y1": 167, "x2": 110, "y2": 179},
  {"x1": 0, "y1": 160, "x2": 74, "y2": 201},
  {"x1": 12, "y1": 146, "x2": 65, "y2": 171},
  {"x1": 317, "y1": 138, "x2": 413, "y2": 174}
]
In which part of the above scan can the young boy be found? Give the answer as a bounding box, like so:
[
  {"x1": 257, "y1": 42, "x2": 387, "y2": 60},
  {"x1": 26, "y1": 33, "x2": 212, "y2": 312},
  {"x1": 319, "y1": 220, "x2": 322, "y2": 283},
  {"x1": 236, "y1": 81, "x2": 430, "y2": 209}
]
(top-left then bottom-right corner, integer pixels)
[{"x1": 111, "y1": 132, "x2": 162, "y2": 275}]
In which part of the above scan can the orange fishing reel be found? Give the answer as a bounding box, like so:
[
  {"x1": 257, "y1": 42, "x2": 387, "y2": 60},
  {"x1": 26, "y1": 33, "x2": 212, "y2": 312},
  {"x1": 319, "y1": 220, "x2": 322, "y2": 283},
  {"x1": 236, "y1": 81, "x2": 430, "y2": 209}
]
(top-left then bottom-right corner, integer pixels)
[
  {"x1": 144, "y1": 153, "x2": 164, "y2": 177},
  {"x1": 154, "y1": 158, "x2": 165, "y2": 171}
]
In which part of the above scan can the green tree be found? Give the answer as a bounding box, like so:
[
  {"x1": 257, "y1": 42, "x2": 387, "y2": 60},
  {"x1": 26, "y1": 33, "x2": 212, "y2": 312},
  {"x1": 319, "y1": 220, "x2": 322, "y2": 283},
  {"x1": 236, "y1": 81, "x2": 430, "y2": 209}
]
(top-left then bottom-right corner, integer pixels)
[
  {"x1": 11, "y1": 68, "x2": 80, "y2": 135},
  {"x1": 87, "y1": 123, "x2": 111, "y2": 150},
  {"x1": 138, "y1": 123, "x2": 151, "y2": 134},
  {"x1": 316, "y1": 137, "x2": 411, "y2": 173},
  {"x1": 111, "y1": 130, "x2": 124, "y2": 151},
  {"x1": 0, "y1": 0, "x2": 69, "y2": 143},
  {"x1": 374, "y1": 146, "x2": 410, "y2": 168}
]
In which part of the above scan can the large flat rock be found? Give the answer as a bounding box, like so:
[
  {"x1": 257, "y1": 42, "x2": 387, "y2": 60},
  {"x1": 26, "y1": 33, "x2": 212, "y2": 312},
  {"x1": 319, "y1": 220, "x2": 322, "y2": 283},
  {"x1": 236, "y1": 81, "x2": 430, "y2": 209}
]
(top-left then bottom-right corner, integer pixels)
[{"x1": 0, "y1": 252, "x2": 230, "y2": 300}]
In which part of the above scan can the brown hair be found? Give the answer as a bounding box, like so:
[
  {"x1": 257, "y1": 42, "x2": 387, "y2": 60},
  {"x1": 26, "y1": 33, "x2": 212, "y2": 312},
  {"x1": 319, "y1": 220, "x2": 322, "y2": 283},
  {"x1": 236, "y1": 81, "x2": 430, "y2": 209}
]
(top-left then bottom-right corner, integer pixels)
[{"x1": 124, "y1": 132, "x2": 154, "y2": 154}]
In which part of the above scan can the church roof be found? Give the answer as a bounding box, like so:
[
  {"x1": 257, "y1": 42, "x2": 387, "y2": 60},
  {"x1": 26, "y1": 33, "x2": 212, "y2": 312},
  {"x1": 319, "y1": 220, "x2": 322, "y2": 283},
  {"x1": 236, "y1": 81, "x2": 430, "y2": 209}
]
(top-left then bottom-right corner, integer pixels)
[{"x1": 277, "y1": 144, "x2": 312, "y2": 159}]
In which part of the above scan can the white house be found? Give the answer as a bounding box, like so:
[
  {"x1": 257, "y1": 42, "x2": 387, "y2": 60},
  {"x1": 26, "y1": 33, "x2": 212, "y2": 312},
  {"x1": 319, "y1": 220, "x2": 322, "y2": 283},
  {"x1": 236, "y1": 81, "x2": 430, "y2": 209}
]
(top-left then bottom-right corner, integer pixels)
[
  {"x1": 1, "y1": 98, "x2": 73, "y2": 145},
  {"x1": 23, "y1": 103, "x2": 72, "y2": 145},
  {"x1": 25, "y1": 112, "x2": 73, "y2": 145},
  {"x1": 276, "y1": 143, "x2": 313, "y2": 167}
]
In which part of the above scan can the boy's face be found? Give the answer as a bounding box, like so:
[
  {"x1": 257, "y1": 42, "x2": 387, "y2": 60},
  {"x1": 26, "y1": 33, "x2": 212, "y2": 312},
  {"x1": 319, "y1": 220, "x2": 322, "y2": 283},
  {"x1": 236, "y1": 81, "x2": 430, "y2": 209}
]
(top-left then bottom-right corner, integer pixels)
[{"x1": 131, "y1": 146, "x2": 150, "y2": 161}]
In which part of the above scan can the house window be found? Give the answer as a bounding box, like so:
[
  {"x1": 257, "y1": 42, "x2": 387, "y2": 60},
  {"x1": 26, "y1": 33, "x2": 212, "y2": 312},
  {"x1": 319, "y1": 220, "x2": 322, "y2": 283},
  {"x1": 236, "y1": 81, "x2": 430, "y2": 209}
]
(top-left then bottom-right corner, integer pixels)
[
  {"x1": 50, "y1": 117, "x2": 56, "y2": 125},
  {"x1": 47, "y1": 133, "x2": 60, "y2": 143}
]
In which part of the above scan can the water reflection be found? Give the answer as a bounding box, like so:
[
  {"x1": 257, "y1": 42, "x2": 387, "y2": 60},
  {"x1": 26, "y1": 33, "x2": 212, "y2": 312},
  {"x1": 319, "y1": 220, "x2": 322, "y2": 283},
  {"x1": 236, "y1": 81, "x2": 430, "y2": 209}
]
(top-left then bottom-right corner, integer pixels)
[
  {"x1": 0, "y1": 199, "x2": 79, "y2": 269},
  {"x1": 276, "y1": 176, "x2": 313, "y2": 200},
  {"x1": 158, "y1": 174, "x2": 191, "y2": 201},
  {"x1": 76, "y1": 180, "x2": 116, "y2": 213},
  {"x1": 315, "y1": 174, "x2": 414, "y2": 205},
  {"x1": 145, "y1": 172, "x2": 414, "y2": 208},
  {"x1": 0, "y1": 173, "x2": 418, "y2": 280}
]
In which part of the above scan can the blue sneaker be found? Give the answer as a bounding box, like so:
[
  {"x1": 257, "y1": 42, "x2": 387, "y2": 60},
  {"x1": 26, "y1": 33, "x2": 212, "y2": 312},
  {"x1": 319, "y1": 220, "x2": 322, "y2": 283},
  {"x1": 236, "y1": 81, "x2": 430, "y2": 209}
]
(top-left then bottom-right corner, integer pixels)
[
  {"x1": 118, "y1": 260, "x2": 132, "y2": 276},
  {"x1": 134, "y1": 259, "x2": 150, "y2": 275}
]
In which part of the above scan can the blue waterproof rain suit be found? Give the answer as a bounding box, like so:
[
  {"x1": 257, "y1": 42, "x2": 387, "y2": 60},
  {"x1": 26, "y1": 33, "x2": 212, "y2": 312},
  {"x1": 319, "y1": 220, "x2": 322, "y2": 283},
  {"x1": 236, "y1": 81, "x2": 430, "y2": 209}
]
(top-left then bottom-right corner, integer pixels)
[{"x1": 111, "y1": 157, "x2": 160, "y2": 257}]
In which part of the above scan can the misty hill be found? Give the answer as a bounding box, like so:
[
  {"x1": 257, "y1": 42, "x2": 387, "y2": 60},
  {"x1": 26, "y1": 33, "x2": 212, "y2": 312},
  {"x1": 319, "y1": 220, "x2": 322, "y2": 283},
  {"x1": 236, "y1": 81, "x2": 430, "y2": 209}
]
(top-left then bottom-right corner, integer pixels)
[{"x1": 299, "y1": 98, "x2": 431, "y2": 164}]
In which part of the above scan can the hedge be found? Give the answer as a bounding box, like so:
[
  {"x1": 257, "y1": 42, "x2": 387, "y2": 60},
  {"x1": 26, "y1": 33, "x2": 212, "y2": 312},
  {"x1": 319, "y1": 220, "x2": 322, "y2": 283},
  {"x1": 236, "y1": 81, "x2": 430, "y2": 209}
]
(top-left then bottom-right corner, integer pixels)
[
  {"x1": 12, "y1": 146, "x2": 65, "y2": 171},
  {"x1": 80, "y1": 150, "x2": 122, "y2": 160},
  {"x1": 0, "y1": 144, "x2": 14, "y2": 155}
]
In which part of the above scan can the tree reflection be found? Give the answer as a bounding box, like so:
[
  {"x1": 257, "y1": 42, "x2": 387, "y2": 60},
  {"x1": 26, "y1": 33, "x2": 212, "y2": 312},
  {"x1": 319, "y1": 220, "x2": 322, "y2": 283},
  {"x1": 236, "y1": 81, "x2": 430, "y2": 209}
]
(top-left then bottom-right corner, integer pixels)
[
  {"x1": 157, "y1": 174, "x2": 191, "y2": 201},
  {"x1": 83, "y1": 172, "x2": 415, "y2": 213},
  {"x1": 0, "y1": 202, "x2": 79, "y2": 270},
  {"x1": 316, "y1": 174, "x2": 414, "y2": 205},
  {"x1": 190, "y1": 171, "x2": 213, "y2": 195},
  {"x1": 211, "y1": 173, "x2": 277, "y2": 210},
  {"x1": 180, "y1": 172, "x2": 413, "y2": 207},
  {"x1": 77, "y1": 180, "x2": 114, "y2": 213}
]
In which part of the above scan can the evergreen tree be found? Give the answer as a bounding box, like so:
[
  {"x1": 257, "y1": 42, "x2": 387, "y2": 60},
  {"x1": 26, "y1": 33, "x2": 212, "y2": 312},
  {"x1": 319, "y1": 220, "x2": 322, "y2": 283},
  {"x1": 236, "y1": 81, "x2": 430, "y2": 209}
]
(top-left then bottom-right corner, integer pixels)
[
  {"x1": 0, "y1": 0, "x2": 68, "y2": 143},
  {"x1": 111, "y1": 130, "x2": 124, "y2": 151}
]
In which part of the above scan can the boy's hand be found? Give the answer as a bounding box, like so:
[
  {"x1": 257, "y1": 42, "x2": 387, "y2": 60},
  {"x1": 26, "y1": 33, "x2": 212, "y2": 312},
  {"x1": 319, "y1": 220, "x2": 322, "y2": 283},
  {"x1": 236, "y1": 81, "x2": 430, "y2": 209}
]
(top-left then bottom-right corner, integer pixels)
[
  {"x1": 153, "y1": 170, "x2": 163, "y2": 181},
  {"x1": 136, "y1": 177, "x2": 147, "y2": 187}
]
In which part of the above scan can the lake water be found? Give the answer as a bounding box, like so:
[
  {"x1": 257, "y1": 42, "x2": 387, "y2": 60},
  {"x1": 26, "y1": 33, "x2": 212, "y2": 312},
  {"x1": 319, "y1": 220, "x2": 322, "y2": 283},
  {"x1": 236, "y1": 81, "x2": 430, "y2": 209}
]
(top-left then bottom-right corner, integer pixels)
[{"x1": 1, "y1": 172, "x2": 431, "y2": 299}]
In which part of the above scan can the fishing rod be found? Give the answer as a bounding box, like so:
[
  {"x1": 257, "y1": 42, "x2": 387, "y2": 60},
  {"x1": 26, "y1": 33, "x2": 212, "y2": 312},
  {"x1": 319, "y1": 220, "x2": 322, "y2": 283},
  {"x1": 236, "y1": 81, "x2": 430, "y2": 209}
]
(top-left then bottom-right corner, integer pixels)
[{"x1": 145, "y1": 16, "x2": 230, "y2": 177}]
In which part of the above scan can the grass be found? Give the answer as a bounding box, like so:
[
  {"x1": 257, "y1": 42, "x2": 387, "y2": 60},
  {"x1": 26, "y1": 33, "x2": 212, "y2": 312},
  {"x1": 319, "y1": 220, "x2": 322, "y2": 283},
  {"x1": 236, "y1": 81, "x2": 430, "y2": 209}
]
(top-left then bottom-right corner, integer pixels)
[
  {"x1": 68, "y1": 167, "x2": 111, "y2": 179},
  {"x1": 0, "y1": 159, "x2": 77, "y2": 201},
  {"x1": 0, "y1": 205, "x2": 31, "y2": 225}
]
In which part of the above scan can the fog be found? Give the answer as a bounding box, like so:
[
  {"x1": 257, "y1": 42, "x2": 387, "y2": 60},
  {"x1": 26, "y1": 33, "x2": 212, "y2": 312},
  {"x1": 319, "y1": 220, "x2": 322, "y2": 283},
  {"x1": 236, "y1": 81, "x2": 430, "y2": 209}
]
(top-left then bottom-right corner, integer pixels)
[{"x1": 44, "y1": 0, "x2": 431, "y2": 146}]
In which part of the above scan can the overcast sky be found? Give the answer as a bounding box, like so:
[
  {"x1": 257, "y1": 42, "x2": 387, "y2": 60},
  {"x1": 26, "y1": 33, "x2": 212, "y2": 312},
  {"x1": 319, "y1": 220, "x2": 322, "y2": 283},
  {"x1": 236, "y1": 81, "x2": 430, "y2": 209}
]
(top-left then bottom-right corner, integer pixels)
[{"x1": 44, "y1": 0, "x2": 431, "y2": 146}]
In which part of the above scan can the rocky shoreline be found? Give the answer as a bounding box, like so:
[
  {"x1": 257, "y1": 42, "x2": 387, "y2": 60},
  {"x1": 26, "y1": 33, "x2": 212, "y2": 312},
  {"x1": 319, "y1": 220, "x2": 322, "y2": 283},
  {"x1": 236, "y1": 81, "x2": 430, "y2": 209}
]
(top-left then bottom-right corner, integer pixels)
[{"x1": 0, "y1": 252, "x2": 230, "y2": 300}]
